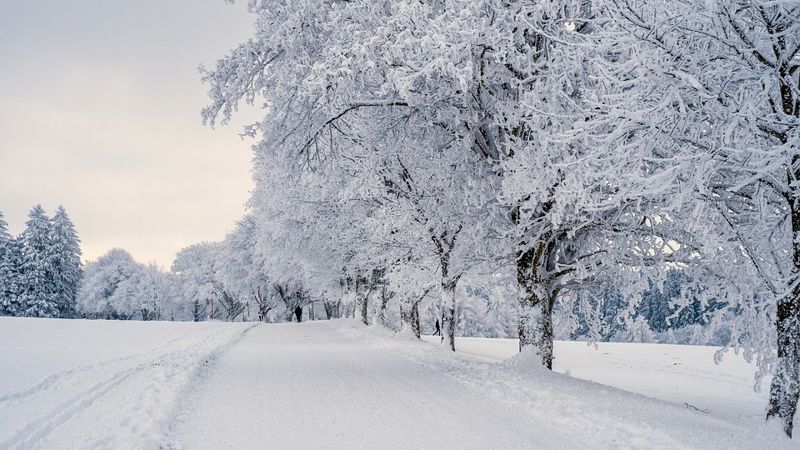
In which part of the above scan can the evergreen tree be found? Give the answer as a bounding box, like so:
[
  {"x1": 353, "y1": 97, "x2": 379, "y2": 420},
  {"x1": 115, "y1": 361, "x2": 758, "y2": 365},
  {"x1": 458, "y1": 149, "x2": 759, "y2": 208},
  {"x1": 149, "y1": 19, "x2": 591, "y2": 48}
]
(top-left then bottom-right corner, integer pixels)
[
  {"x1": 639, "y1": 271, "x2": 726, "y2": 333},
  {"x1": 569, "y1": 287, "x2": 628, "y2": 342},
  {"x1": 50, "y1": 206, "x2": 82, "y2": 318},
  {"x1": 0, "y1": 211, "x2": 10, "y2": 313},
  {"x1": 0, "y1": 211, "x2": 21, "y2": 316},
  {"x1": 18, "y1": 205, "x2": 58, "y2": 318},
  {"x1": 0, "y1": 211, "x2": 9, "y2": 244},
  {"x1": 5, "y1": 239, "x2": 23, "y2": 315}
]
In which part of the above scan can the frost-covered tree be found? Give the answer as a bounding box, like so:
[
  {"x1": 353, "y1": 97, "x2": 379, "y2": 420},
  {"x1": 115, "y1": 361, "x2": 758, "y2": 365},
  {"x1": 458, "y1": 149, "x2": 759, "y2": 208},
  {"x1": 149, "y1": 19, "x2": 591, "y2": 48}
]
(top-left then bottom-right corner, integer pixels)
[
  {"x1": 114, "y1": 263, "x2": 169, "y2": 321},
  {"x1": 190, "y1": 298, "x2": 207, "y2": 322},
  {"x1": 454, "y1": 274, "x2": 518, "y2": 339},
  {"x1": 172, "y1": 242, "x2": 225, "y2": 320},
  {"x1": 638, "y1": 272, "x2": 725, "y2": 336},
  {"x1": 77, "y1": 248, "x2": 143, "y2": 319},
  {"x1": 595, "y1": 0, "x2": 800, "y2": 436},
  {"x1": 18, "y1": 205, "x2": 58, "y2": 318},
  {"x1": 0, "y1": 211, "x2": 21, "y2": 316},
  {"x1": 158, "y1": 270, "x2": 191, "y2": 321},
  {"x1": 78, "y1": 249, "x2": 184, "y2": 321},
  {"x1": 248, "y1": 154, "x2": 371, "y2": 323},
  {"x1": 560, "y1": 272, "x2": 725, "y2": 344},
  {"x1": 0, "y1": 206, "x2": 82, "y2": 319},
  {"x1": 217, "y1": 215, "x2": 276, "y2": 322},
  {"x1": 49, "y1": 206, "x2": 82, "y2": 318},
  {"x1": 362, "y1": 129, "x2": 503, "y2": 350}
]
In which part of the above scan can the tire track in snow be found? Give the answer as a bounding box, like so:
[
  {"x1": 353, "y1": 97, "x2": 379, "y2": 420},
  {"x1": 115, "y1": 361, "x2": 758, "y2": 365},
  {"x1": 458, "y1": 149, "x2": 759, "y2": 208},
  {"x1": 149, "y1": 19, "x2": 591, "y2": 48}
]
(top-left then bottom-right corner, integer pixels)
[
  {"x1": 161, "y1": 323, "x2": 261, "y2": 449},
  {"x1": 1, "y1": 363, "x2": 148, "y2": 449},
  {"x1": 1, "y1": 324, "x2": 256, "y2": 450},
  {"x1": 0, "y1": 325, "x2": 218, "y2": 404},
  {"x1": 0, "y1": 354, "x2": 140, "y2": 404}
]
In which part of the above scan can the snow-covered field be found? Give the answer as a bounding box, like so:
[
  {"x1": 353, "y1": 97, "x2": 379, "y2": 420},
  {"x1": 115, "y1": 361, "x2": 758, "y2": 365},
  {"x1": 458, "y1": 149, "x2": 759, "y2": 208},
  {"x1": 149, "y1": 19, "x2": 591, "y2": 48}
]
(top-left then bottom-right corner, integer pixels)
[
  {"x1": 0, "y1": 317, "x2": 796, "y2": 449},
  {"x1": 421, "y1": 336, "x2": 770, "y2": 425},
  {"x1": 0, "y1": 318, "x2": 255, "y2": 449}
]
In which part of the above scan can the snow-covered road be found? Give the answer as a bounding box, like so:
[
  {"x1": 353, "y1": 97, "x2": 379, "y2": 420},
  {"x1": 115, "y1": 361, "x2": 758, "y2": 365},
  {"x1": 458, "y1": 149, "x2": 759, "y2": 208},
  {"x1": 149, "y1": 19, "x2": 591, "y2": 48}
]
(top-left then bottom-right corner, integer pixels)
[
  {"x1": 2, "y1": 318, "x2": 797, "y2": 449},
  {"x1": 174, "y1": 321, "x2": 572, "y2": 450}
]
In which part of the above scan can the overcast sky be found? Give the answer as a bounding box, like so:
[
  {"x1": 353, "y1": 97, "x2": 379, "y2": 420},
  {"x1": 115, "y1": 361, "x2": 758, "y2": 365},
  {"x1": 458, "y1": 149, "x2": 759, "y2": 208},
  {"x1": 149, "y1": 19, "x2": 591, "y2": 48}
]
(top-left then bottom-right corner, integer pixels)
[{"x1": 0, "y1": 1, "x2": 259, "y2": 268}]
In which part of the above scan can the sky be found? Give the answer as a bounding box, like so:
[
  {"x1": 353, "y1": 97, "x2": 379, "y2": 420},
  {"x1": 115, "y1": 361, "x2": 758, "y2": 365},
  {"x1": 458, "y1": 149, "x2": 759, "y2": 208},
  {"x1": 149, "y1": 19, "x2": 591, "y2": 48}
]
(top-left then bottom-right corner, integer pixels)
[{"x1": 0, "y1": 1, "x2": 260, "y2": 268}]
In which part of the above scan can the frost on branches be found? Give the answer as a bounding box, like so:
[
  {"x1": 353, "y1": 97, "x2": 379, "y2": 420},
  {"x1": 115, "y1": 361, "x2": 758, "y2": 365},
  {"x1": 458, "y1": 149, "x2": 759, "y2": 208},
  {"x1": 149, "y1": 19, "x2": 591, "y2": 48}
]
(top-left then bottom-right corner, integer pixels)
[
  {"x1": 196, "y1": 0, "x2": 800, "y2": 437},
  {"x1": 0, "y1": 206, "x2": 83, "y2": 319},
  {"x1": 596, "y1": 0, "x2": 800, "y2": 436},
  {"x1": 50, "y1": 206, "x2": 82, "y2": 318},
  {"x1": 18, "y1": 206, "x2": 60, "y2": 318},
  {"x1": 0, "y1": 211, "x2": 21, "y2": 316}
]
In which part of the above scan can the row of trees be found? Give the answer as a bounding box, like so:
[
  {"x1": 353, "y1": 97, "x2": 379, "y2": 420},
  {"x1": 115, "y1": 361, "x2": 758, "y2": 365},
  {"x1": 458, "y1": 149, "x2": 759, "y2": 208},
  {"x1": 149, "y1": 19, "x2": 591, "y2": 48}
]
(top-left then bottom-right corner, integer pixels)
[
  {"x1": 77, "y1": 235, "x2": 720, "y2": 344},
  {"x1": 197, "y1": 0, "x2": 799, "y2": 437},
  {"x1": 75, "y1": 219, "x2": 319, "y2": 323},
  {"x1": 0, "y1": 207, "x2": 82, "y2": 318},
  {"x1": 1, "y1": 206, "x2": 724, "y2": 341}
]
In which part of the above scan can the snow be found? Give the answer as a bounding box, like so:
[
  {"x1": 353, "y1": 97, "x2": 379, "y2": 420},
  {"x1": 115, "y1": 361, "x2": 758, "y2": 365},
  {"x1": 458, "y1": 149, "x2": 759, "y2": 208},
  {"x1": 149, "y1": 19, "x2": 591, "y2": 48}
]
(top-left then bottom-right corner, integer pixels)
[
  {"x1": 1, "y1": 317, "x2": 797, "y2": 449},
  {"x1": 421, "y1": 336, "x2": 770, "y2": 424},
  {"x1": 0, "y1": 317, "x2": 254, "y2": 449},
  {"x1": 174, "y1": 322, "x2": 569, "y2": 449}
]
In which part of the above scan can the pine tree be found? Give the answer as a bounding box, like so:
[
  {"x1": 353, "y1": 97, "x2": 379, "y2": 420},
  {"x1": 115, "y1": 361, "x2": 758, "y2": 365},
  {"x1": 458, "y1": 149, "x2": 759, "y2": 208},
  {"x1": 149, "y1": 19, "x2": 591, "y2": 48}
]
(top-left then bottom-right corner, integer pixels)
[
  {"x1": 50, "y1": 206, "x2": 82, "y2": 318},
  {"x1": 18, "y1": 205, "x2": 58, "y2": 318},
  {"x1": 5, "y1": 239, "x2": 23, "y2": 315},
  {"x1": 0, "y1": 211, "x2": 21, "y2": 316},
  {"x1": 0, "y1": 211, "x2": 9, "y2": 244},
  {"x1": 0, "y1": 211, "x2": 10, "y2": 314}
]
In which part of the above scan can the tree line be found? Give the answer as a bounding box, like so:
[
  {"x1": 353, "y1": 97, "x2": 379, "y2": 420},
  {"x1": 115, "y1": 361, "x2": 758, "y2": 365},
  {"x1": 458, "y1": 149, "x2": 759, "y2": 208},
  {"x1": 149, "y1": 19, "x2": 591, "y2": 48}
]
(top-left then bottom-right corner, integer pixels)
[{"x1": 74, "y1": 223, "x2": 721, "y2": 346}]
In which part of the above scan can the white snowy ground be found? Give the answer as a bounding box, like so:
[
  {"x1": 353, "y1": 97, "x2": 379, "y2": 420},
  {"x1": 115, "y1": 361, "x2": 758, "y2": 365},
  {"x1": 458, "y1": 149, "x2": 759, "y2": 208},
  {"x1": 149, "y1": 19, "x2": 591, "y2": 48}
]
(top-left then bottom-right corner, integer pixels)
[
  {"x1": 0, "y1": 317, "x2": 796, "y2": 449},
  {"x1": 0, "y1": 318, "x2": 255, "y2": 449},
  {"x1": 421, "y1": 335, "x2": 771, "y2": 425}
]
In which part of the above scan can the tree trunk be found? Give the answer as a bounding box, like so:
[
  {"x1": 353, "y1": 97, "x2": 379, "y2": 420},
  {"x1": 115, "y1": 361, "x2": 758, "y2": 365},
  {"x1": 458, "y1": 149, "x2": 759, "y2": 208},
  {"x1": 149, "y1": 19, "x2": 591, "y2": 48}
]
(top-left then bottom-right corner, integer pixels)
[
  {"x1": 442, "y1": 281, "x2": 456, "y2": 351},
  {"x1": 766, "y1": 291, "x2": 800, "y2": 437},
  {"x1": 411, "y1": 300, "x2": 421, "y2": 339},
  {"x1": 399, "y1": 302, "x2": 408, "y2": 329},
  {"x1": 516, "y1": 235, "x2": 555, "y2": 369},
  {"x1": 378, "y1": 285, "x2": 390, "y2": 327},
  {"x1": 359, "y1": 289, "x2": 369, "y2": 326},
  {"x1": 767, "y1": 204, "x2": 800, "y2": 437},
  {"x1": 400, "y1": 297, "x2": 422, "y2": 339},
  {"x1": 323, "y1": 301, "x2": 332, "y2": 320},
  {"x1": 518, "y1": 282, "x2": 554, "y2": 369}
]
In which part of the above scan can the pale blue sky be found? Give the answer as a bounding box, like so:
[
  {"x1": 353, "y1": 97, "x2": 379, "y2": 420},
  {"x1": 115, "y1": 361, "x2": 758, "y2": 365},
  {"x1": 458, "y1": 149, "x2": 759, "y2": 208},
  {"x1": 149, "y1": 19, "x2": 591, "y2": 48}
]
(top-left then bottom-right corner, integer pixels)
[{"x1": 0, "y1": 1, "x2": 259, "y2": 267}]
